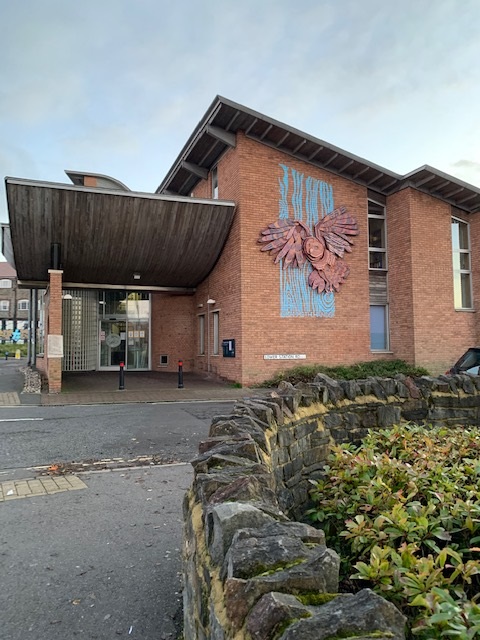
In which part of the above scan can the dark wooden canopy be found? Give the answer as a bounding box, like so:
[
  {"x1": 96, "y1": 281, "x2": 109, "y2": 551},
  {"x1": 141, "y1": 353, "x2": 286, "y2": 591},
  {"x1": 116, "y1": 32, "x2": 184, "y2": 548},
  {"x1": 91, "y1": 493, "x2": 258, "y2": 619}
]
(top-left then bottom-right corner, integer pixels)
[{"x1": 4, "y1": 178, "x2": 236, "y2": 290}]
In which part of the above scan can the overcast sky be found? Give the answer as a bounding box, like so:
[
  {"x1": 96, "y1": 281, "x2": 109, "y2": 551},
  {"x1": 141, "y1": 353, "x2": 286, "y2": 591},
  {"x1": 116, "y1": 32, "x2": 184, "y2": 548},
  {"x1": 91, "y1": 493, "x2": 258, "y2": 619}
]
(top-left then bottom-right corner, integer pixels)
[{"x1": 1, "y1": 0, "x2": 480, "y2": 223}]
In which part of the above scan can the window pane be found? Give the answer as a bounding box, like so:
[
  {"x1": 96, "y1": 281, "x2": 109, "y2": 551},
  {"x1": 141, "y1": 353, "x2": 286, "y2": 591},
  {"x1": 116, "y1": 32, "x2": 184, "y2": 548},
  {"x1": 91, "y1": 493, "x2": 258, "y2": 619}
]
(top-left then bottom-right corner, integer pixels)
[
  {"x1": 370, "y1": 306, "x2": 387, "y2": 350},
  {"x1": 368, "y1": 218, "x2": 385, "y2": 249},
  {"x1": 369, "y1": 251, "x2": 386, "y2": 269},
  {"x1": 452, "y1": 218, "x2": 472, "y2": 309},
  {"x1": 213, "y1": 311, "x2": 219, "y2": 355},
  {"x1": 460, "y1": 252, "x2": 470, "y2": 270},
  {"x1": 199, "y1": 316, "x2": 205, "y2": 355},
  {"x1": 461, "y1": 273, "x2": 472, "y2": 308},
  {"x1": 458, "y1": 221, "x2": 469, "y2": 250},
  {"x1": 451, "y1": 220, "x2": 460, "y2": 251}
]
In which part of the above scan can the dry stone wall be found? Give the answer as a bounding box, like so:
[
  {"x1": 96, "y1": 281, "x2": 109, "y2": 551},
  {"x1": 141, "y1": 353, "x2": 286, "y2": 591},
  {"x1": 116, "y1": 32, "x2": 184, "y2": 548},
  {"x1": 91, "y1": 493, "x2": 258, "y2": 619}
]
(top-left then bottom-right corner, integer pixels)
[{"x1": 183, "y1": 373, "x2": 480, "y2": 639}]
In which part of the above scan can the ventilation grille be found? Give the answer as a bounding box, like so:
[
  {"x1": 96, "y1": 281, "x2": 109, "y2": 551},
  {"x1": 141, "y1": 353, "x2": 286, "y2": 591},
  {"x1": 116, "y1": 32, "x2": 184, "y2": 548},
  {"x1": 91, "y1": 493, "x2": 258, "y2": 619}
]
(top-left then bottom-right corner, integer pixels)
[{"x1": 62, "y1": 290, "x2": 98, "y2": 371}]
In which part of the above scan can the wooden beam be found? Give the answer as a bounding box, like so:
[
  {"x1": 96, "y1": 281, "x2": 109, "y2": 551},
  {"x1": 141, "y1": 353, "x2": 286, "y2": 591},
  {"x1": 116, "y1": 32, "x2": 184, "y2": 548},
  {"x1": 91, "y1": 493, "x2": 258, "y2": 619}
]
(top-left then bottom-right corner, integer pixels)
[
  {"x1": 206, "y1": 125, "x2": 236, "y2": 147},
  {"x1": 180, "y1": 161, "x2": 208, "y2": 180}
]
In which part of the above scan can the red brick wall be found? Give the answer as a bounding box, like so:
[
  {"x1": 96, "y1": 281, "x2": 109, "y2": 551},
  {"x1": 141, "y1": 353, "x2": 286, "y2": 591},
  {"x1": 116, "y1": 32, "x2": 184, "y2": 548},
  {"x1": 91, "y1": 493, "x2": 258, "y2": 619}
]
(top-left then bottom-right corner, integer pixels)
[
  {"x1": 150, "y1": 293, "x2": 196, "y2": 371},
  {"x1": 387, "y1": 190, "x2": 415, "y2": 363},
  {"x1": 157, "y1": 135, "x2": 479, "y2": 385},
  {"x1": 236, "y1": 134, "x2": 370, "y2": 385},
  {"x1": 191, "y1": 145, "x2": 243, "y2": 382},
  {"x1": 407, "y1": 189, "x2": 476, "y2": 373},
  {"x1": 47, "y1": 269, "x2": 63, "y2": 393},
  {"x1": 190, "y1": 134, "x2": 372, "y2": 385}
]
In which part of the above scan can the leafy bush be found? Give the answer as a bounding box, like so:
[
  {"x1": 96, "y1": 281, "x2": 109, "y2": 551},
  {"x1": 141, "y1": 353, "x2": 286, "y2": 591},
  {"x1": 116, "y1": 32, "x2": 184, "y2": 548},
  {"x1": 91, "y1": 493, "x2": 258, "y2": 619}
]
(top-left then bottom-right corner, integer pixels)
[
  {"x1": 258, "y1": 359, "x2": 430, "y2": 387},
  {"x1": 307, "y1": 424, "x2": 480, "y2": 638},
  {"x1": 0, "y1": 343, "x2": 27, "y2": 357}
]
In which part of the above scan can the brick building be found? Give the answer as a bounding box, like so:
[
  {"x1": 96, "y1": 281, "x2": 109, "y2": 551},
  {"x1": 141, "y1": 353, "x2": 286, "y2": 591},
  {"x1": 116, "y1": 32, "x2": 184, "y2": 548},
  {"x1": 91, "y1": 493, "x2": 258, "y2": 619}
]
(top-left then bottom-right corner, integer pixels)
[
  {"x1": 3, "y1": 97, "x2": 480, "y2": 392},
  {"x1": 0, "y1": 262, "x2": 30, "y2": 342}
]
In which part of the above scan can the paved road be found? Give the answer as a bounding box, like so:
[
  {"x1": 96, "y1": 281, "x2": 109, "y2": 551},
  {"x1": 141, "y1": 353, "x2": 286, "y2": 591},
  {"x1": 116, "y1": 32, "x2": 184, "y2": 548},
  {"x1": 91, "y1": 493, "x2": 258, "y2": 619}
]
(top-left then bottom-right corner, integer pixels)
[
  {"x1": 0, "y1": 400, "x2": 234, "y2": 639},
  {"x1": 0, "y1": 401, "x2": 234, "y2": 477}
]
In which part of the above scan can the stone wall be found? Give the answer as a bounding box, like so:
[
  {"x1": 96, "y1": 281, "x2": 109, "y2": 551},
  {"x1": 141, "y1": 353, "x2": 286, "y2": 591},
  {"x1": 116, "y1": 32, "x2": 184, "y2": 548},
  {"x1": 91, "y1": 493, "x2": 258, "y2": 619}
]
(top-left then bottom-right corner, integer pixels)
[{"x1": 183, "y1": 373, "x2": 480, "y2": 639}]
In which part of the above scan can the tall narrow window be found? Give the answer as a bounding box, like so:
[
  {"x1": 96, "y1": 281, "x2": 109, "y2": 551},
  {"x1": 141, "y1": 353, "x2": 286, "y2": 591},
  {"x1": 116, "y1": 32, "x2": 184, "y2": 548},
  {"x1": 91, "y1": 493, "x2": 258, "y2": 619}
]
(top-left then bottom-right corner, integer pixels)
[
  {"x1": 198, "y1": 315, "x2": 205, "y2": 355},
  {"x1": 370, "y1": 305, "x2": 389, "y2": 350},
  {"x1": 452, "y1": 217, "x2": 473, "y2": 309},
  {"x1": 212, "y1": 167, "x2": 218, "y2": 199},
  {"x1": 212, "y1": 311, "x2": 220, "y2": 355},
  {"x1": 368, "y1": 201, "x2": 387, "y2": 269}
]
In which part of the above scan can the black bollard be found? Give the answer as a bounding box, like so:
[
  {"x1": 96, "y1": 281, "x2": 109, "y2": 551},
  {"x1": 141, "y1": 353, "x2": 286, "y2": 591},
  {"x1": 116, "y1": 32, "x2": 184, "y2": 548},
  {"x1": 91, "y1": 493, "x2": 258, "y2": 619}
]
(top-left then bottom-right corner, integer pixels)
[
  {"x1": 178, "y1": 360, "x2": 184, "y2": 389},
  {"x1": 119, "y1": 361, "x2": 125, "y2": 390},
  {"x1": 4, "y1": 352, "x2": 8, "y2": 361}
]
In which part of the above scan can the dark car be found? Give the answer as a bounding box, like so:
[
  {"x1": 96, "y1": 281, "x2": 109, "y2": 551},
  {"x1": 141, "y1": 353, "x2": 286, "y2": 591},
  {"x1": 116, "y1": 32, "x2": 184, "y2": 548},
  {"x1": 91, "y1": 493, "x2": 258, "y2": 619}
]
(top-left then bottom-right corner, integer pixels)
[{"x1": 447, "y1": 348, "x2": 480, "y2": 375}]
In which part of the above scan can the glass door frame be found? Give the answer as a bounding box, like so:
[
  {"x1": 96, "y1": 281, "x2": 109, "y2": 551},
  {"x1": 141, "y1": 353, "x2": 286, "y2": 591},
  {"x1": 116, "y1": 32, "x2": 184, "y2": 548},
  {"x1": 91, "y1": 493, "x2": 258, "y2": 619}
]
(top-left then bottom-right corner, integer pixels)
[{"x1": 98, "y1": 291, "x2": 151, "y2": 371}]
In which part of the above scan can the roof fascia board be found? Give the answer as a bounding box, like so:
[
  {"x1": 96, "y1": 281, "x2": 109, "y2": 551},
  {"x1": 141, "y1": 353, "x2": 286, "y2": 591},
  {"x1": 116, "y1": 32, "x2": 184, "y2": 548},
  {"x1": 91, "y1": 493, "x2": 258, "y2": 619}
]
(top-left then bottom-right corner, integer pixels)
[
  {"x1": 155, "y1": 95, "x2": 225, "y2": 193},
  {"x1": 393, "y1": 181, "x2": 479, "y2": 214},
  {"x1": 18, "y1": 280, "x2": 196, "y2": 293},
  {"x1": 5, "y1": 177, "x2": 235, "y2": 208},
  {"x1": 404, "y1": 165, "x2": 480, "y2": 197}
]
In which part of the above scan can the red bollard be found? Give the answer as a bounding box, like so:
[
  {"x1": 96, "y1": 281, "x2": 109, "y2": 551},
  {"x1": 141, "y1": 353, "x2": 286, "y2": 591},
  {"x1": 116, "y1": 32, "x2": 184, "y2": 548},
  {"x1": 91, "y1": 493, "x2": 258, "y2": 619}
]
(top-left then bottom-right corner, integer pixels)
[
  {"x1": 119, "y1": 361, "x2": 125, "y2": 390},
  {"x1": 178, "y1": 360, "x2": 184, "y2": 389}
]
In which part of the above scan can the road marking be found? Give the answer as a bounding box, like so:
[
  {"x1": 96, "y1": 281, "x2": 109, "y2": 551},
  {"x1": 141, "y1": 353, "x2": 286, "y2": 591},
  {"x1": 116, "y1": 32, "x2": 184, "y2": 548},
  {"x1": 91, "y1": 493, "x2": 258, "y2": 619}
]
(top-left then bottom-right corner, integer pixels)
[{"x1": 0, "y1": 418, "x2": 44, "y2": 422}]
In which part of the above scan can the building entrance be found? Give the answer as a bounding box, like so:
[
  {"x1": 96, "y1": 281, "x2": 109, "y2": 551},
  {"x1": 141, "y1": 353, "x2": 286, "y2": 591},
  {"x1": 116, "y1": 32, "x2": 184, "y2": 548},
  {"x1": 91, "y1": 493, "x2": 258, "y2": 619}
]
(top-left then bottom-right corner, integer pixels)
[
  {"x1": 100, "y1": 320, "x2": 126, "y2": 367},
  {"x1": 98, "y1": 292, "x2": 150, "y2": 370}
]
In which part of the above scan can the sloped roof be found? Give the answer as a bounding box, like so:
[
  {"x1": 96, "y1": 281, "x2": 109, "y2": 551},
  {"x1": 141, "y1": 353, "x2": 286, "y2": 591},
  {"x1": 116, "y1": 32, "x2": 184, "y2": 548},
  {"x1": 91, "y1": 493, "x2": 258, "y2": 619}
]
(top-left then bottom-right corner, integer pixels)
[
  {"x1": 158, "y1": 96, "x2": 480, "y2": 214},
  {"x1": 0, "y1": 262, "x2": 16, "y2": 278}
]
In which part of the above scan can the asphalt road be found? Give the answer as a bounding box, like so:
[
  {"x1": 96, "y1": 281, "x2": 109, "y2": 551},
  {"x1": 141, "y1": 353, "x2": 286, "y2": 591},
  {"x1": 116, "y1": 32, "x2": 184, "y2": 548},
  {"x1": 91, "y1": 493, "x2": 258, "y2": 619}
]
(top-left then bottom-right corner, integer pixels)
[
  {"x1": 0, "y1": 401, "x2": 234, "y2": 475},
  {"x1": 0, "y1": 400, "x2": 234, "y2": 640}
]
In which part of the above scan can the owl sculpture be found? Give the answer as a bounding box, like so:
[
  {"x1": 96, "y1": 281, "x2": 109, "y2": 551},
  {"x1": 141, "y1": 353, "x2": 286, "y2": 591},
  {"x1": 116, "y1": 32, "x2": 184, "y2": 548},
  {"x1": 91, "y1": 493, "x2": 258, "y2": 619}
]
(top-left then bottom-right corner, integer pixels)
[{"x1": 258, "y1": 206, "x2": 359, "y2": 294}]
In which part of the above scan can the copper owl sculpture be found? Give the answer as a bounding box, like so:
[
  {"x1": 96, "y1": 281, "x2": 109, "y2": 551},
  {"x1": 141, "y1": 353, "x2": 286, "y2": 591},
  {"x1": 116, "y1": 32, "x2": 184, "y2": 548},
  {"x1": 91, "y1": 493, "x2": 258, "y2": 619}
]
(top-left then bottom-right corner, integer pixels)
[{"x1": 258, "y1": 206, "x2": 359, "y2": 294}]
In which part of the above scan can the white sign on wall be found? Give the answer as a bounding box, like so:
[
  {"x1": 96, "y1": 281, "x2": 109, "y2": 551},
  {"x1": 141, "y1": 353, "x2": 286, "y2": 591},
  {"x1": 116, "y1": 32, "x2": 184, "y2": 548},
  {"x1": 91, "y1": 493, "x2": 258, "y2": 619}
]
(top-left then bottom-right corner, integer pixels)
[
  {"x1": 48, "y1": 334, "x2": 64, "y2": 358},
  {"x1": 263, "y1": 354, "x2": 307, "y2": 360}
]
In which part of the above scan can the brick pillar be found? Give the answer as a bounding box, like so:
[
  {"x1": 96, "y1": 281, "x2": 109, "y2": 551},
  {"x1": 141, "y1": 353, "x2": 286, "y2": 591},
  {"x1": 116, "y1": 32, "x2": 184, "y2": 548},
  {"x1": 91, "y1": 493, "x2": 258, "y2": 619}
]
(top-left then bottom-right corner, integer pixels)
[{"x1": 47, "y1": 269, "x2": 63, "y2": 394}]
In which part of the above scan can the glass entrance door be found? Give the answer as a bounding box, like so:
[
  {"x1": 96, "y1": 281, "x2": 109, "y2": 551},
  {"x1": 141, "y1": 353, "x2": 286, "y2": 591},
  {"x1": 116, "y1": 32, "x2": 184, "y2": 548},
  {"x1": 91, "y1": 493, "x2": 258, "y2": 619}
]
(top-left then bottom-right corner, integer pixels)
[
  {"x1": 100, "y1": 320, "x2": 126, "y2": 368},
  {"x1": 98, "y1": 291, "x2": 150, "y2": 370}
]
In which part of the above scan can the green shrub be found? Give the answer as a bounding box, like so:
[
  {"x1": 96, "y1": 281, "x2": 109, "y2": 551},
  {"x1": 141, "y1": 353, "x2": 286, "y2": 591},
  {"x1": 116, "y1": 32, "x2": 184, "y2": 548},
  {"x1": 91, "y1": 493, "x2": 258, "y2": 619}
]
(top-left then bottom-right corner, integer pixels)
[
  {"x1": 307, "y1": 424, "x2": 480, "y2": 638},
  {"x1": 258, "y1": 359, "x2": 430, "y2": 387},
  {"x1": 0, "y1": 343, "x2": 27, "y2": 357}
]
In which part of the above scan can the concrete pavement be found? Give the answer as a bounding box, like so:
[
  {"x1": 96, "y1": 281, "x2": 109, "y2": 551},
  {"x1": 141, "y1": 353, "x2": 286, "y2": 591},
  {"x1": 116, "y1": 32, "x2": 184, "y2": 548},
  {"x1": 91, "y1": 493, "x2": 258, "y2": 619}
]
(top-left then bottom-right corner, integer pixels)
[{"x1": 0, "y1": 359, "x2": 267, "y2": 406}]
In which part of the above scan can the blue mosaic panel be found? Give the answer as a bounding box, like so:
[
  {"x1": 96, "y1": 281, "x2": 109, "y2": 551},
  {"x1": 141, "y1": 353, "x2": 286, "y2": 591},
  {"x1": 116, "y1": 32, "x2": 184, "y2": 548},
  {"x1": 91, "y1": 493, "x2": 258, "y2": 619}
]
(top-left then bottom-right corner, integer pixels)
[{"x1": 278, "y1": 164, "x2": 335, "y2": 317}]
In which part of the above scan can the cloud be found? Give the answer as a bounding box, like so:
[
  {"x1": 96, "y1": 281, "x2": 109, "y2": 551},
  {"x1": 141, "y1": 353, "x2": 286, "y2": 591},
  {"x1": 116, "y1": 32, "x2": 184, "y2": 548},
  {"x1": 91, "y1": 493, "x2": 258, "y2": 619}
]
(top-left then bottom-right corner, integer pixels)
[{"x1": 452, "y1": 160, "x2": 480, "y2": 172}]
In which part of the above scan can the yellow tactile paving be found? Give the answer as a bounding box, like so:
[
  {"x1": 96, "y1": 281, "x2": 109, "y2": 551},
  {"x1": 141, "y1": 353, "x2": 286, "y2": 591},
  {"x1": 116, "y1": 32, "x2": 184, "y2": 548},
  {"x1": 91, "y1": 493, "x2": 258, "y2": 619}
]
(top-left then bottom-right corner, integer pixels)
[
  {"x1": 0, "y1": 475, "x2": 87, "y2": 501},
  {"x1": 0, "y1": 392, "x2": 20, "y2": 406}
]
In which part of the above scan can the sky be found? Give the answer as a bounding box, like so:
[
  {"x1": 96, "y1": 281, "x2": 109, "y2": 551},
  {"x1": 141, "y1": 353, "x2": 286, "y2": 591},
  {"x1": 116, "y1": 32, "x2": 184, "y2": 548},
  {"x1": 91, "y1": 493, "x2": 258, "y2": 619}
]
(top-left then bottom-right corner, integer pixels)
[{"x1": 1, "y1": 0, "x2": 480, "y2": 224}]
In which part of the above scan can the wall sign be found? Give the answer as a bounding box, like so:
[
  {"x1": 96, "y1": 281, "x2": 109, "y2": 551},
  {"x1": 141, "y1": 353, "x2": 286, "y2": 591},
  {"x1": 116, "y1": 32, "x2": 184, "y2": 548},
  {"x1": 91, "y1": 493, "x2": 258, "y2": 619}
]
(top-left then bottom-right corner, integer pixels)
[
  {"x1": 105, "y1": 333, "x2": 121, "y2": 348},
  {"x1": 263, "y1": 354, "x2": 306, "y2": 360},
  {"x1": 47, "y1": 334, "x2": 64, "y2": 358}
]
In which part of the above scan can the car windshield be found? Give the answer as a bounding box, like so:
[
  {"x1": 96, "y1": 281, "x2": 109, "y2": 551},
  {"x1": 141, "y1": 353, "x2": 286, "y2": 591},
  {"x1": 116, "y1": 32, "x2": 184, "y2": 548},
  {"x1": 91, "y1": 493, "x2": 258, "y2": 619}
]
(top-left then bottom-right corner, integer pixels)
[{"x1": 456, "y1": 348, "x2": 480, "y2": 372}]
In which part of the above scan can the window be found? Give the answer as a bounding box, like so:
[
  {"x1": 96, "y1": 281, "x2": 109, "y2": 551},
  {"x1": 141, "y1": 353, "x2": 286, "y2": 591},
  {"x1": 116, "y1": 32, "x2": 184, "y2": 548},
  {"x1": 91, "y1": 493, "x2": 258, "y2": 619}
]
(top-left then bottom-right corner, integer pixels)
[
  {"x1": 212, "y1": 311, "x2": 220, "y2": 355},
  {"x1": 212, "y1": 167, "x2": 218, "y2": 199},
  {"x1": 18, "y1": 299, "x2": 29, "y2": 311},
  {"x1": 452, "y1": 217, "x2": 473, "y2": 309},
  {"x1": 0, "y1": 301, "x2": 9, "y2": 311},
  {"x1": 198, "y1": 315, "x2": 205, "y2": 355},
  {"x1": 370, "y1": 305, "x2": 389, "y2": 350},
  {"x1": 0, "y1": 279, "x2": 12, "y2": 288},
  {"x1": 368, "y1": 200, "x2": 387, "y2": 269}
]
